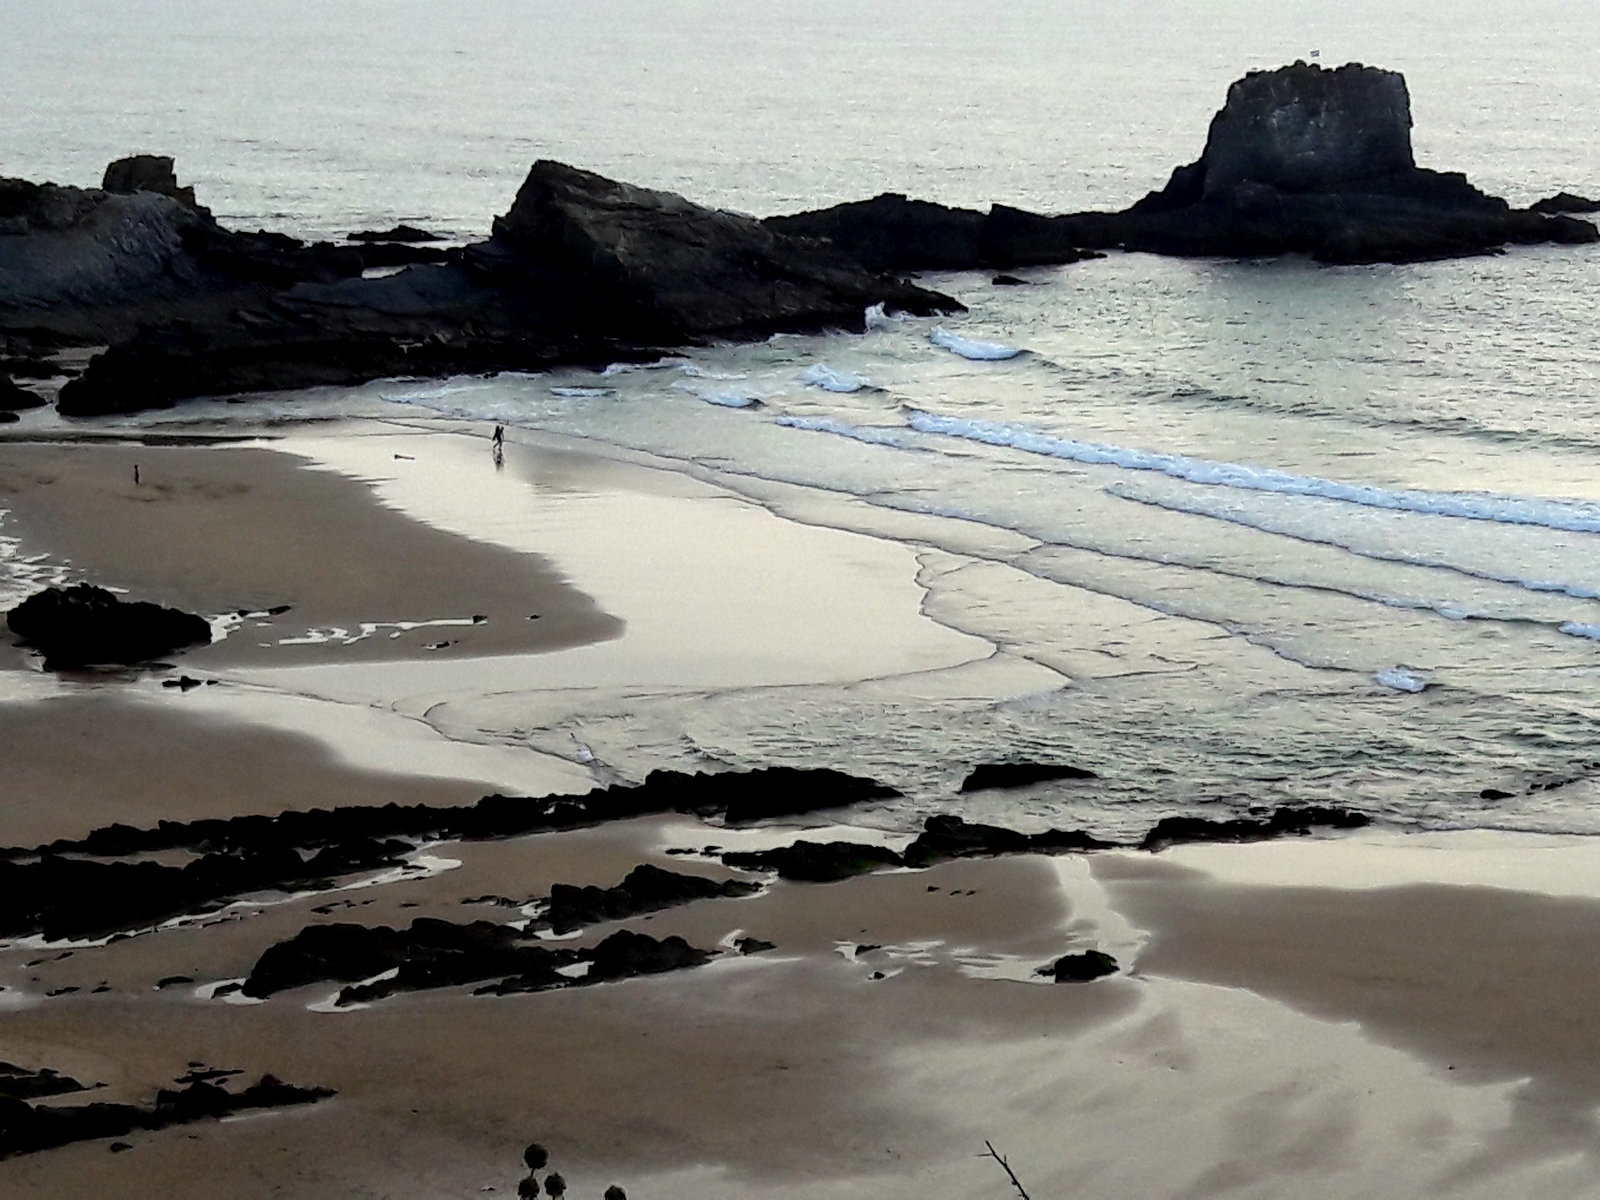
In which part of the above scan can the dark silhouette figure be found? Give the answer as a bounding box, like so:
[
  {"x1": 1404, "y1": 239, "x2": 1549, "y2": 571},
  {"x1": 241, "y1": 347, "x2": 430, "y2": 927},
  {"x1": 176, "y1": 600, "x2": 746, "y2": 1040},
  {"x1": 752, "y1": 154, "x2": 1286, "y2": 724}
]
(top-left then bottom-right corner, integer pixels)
[{"x1": 133, "y1": 464, "x2": 140, "y2": 485}]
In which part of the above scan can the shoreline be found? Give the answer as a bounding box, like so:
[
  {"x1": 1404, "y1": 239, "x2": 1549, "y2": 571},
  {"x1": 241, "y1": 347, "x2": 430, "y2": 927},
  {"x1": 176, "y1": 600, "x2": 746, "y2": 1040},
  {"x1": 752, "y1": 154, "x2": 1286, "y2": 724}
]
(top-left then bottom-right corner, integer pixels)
[{"x1": 3, "y1": 418, "x2": 1600, "y2": 1198}]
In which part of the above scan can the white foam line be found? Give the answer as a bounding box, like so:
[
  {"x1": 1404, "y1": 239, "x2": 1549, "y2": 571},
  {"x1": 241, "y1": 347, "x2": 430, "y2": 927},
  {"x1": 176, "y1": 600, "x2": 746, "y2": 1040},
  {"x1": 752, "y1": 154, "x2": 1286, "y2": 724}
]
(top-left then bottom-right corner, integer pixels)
[
  {"x1": 1106, "y1": 483, "x2": 1600, "y2": 602},
  {"x1": 907, "y1": 411, "x2": 1600, "y2": 535}
]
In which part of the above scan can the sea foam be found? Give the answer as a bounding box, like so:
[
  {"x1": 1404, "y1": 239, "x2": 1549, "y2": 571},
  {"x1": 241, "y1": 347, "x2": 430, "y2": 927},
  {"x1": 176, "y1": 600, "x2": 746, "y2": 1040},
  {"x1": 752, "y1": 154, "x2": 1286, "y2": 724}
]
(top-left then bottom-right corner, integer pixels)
[
  {"x1": 800, "y1": 364, "x2": 868, "y2": 393},
  {"x1": 907, "y1": 411, "x2": 1600, "y2": 535},
  {"x1": 929, "y1": 328, "x2": 1024, "y2": 360}
]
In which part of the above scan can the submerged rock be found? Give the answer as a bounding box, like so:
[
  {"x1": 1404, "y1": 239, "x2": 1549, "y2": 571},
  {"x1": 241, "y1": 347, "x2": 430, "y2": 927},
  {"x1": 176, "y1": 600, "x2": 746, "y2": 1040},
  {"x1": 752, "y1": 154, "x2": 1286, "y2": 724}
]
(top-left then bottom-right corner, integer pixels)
[
  {"x1": 958, "y1": 762, "x2": 1097, "y2": 792},
  {"x1": 1139, "y1": 805, "x2": 1370, "y2": 851},
  {"x1": 6, "y1": 584, "x2": 211, "y2": 669}
]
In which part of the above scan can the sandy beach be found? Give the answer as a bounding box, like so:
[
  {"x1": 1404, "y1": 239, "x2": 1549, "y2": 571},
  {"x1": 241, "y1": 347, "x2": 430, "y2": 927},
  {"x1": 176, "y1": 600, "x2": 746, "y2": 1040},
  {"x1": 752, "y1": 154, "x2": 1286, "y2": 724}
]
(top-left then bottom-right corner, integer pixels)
[{"x1": 4, "y1": 418, "x2": 1600, "y2": 1200}]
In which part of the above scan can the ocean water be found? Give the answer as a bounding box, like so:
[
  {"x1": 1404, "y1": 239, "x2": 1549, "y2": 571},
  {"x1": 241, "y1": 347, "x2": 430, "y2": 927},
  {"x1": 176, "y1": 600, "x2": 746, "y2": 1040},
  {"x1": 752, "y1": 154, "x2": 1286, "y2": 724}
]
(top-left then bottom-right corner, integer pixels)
[{"x1": 6, "y1": 1, "x2": 1600, "y2": 839}]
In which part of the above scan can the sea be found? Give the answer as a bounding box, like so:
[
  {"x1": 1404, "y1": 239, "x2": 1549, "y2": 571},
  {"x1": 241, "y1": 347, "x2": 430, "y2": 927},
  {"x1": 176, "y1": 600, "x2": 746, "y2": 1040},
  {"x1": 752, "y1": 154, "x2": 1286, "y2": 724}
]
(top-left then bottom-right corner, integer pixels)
[{"x1": 6, "y1": 0, "x2": 1600, "y2": 841}]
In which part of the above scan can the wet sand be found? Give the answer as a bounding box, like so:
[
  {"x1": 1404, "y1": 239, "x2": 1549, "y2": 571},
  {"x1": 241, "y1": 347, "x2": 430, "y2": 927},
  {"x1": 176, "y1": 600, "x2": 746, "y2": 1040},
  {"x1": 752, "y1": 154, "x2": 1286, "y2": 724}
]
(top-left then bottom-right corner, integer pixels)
[{"x1": 4, "y1": 424, "x2": 1600, "y2": 1199}]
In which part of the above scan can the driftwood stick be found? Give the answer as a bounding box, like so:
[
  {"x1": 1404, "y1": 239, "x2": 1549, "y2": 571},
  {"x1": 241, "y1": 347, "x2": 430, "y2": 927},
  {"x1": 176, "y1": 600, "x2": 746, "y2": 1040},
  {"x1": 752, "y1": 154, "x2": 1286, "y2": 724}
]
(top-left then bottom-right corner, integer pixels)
[{"x1": 982, "y1": 1139, "x2": 1033, "y2": 1200}]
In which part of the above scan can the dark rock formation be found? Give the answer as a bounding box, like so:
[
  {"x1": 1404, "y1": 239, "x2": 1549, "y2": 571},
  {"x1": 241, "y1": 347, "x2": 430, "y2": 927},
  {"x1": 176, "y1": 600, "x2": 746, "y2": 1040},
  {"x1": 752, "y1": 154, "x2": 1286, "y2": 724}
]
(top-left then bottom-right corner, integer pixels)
[
  {"x1": 240, "y1": 916, "x2": 713, "y2": 1004},
  {"x1": 0, "y1": 1063, "x2": 90, "y2": 1102},
  {"x1": 901, "y1": 814, "x2": 1112, "y2": 867},
  {"x1": 0, "y1": 835, "x2": 410, "y2": 942},
  {"x1": 543, "y1": 863, "x2": 757, "y2": 935},
  {"x1": 0, "y1": 768, "x2": 887, "y2": 942},
  {"x1": 47, "y1": 160, "x2": 956, "y2": 415},
  {"x1": 348, "y1": 224, "x2": 443, "y2": 243},
  {"x1": 6, "y1": 584, "x2": 212, "y2": 669},
  {"x1": 0, "y1": 162, "x2": 361, "y2": 347},
  {"x1": 721, "y1": 840, "x2": 903, "y2": 883},
  {"x1": 1529, "y1": 191, "x2": 1600, "y2": 215},
  {"x1": 769, "y1": 63, "x2": 1598, "y2": 269},
  {"x1": 767, "y1": 192, "x2": 1102, "y2": 272},
  {"x1": 734, "y1": 936, "x2": 775, "y2": 954},
  {"x1": 0, "y1": 1075, "x2": 333, "y2": 1159},
  {"x1": 1035, "y1": 950, "x2": 1119, "y2": 982},
  {"x1": 492, "y1": 161, "x2": 954, "y2": 341},
  {"x1": 0, "y1": 375, "x2": 43, "y2": 411},
  {"x1": 958, "y1": 762, "x2": 1097, "y2": 792},
  {"x1": 1139, "y1": 805, "x2": 1370, "y2": 851},
  {"x1": 101, "y1": 155, "x2": 206, "y2": 214},
  {"x1": 1058, "y1": 62, "x2": 1598, "y2": 263}
]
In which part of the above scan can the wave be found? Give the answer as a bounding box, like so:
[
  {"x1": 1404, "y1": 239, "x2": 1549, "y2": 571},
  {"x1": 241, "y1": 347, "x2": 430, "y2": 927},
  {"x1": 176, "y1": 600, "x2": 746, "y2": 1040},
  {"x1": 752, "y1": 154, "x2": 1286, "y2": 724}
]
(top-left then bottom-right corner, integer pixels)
[
  {"x1": 774, "y1": 415, "x2": 912, "y2": 447},
  {"x1": 670, "y1": 381, "x2": 759, "y2": 408},
  {"x1": 929, "y1": 328, "x2": 1024, "y2": 361},
  {"x1": 549, "y1": 386, "x2": 613, "y2": 398},
  {"x1": 906, "y1": 411, "x2": 1600, "y2": 536},
  {"x1": 800, "y1": 364, "x2": 869, "y2": 393},
  {"x1": 1107, "y1": 484, "x2": 1600, "y2": 604}
]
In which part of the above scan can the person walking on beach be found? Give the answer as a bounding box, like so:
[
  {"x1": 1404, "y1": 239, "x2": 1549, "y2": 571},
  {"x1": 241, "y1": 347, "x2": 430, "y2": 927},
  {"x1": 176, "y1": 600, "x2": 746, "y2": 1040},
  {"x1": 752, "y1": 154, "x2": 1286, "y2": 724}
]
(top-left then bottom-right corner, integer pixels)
[{"x1": 492, "y1": 424, "x2": 505, "y2": 450}]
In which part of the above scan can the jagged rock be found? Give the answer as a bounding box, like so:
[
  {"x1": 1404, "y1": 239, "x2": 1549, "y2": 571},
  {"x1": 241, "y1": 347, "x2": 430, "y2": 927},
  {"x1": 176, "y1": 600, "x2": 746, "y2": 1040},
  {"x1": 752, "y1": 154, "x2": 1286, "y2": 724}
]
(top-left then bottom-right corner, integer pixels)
[
  {"x1": 1053, "y1": 62, "x2": 1598, "y2": 263},
  {"x1": 351, "y1": 241, "x2": 451, "y2": 269},
  {"x1": 347, "y1": 224, "x2": 444, "y2": 242},
  {"x1": 721, "y1": 840, "x2": 903, "y2": 883},
  {"x1": 0, "y1": 1075, "x2": 333, "y2": 1159},
  {"x1": 0, "y1": 412, "x2": 16, "y2": 424},
  {"x1": 544, "y1": 863, "x2": 757, "y2": 935},
  {"x1": 1139, "y1": 805, "x2": 1369, "y2": 851},
  {"x1": 1035, "y1": 950, "x2": 1119, "y2": 982},
  {"x1": 1, "y1": 159, "x2": 362, "y2": 348},
  {"x1": 902, "y1": 814, "x2": 1113, "y2": 867},
  {"x1": 0, "y1": 1063, "x2": 90, "y2": 1102},
  {"x1": 1528, "y1": 191, "x2": 1600, "y2": 215},
  {"x1": 734, "y1": 936, "x2": 775, "y2": 955},
  {"x1": 585, "y1": 929, "x2": 709, "y2": 980},
  {"x1": 6, "y1": 584, "x2": 212, "y2": 669},
  {"x1": 958, "y1": 762, "x2": 1097, "y2": 792},
  {"x1": 766, "y1": 192, "x2": 1100, "y2": 272},
  {"x1": 54, "y1": 161, "x2": 957, "y2": 415},
  {"x1": 0, "y1": 376, "x2": 43, "y2": 411},
  {"x1": 101, "y1": 155, "x2": 205, "y2": 214},
  {"x1": 490, "y1": 160, "x2": 959, "y2": 341}
]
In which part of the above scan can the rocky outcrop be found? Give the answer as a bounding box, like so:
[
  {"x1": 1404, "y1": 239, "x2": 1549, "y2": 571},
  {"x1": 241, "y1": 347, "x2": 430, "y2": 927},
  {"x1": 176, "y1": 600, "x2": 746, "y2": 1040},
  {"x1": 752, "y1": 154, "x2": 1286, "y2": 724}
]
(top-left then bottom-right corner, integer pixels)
[
  {"x1": 0, "y1": 375, "x2": 43, "y2": 411},
  {"x1": 1530, "y1": 191, "x2": 1600, "y2": 215},
  {"x1": 239, "y1": 918, "x2": 713, "y2": 1004},
  {"x1": 1059, "y1": 62, "x2": 1598, "y2": 263},
  {"x1": 44, "y1": 159, "x2": 957, "y2": 415},
  {"x1": 0, "y1": 767, "x2": 898, "y2": 941},
  {"x1": 1035, "y1": 950, "x2": 1119, "y2": 983},
  {"x1": 101, "y1": 154, "x2": 206, "y2": 214},
  {"x1": 769, "y1": 62, "x2": 1597, "y2": 269},
  {"x1": 6, "y1": 584, "x2": 212, "y2": 669},
  {"x1": 958, "y1": 762, "x2": 1097, "y2": 792},
  {"x1": 0, "y1": 162, "x2": 361, "y2": 346},
  {"x1": 543, "y1": 864, "x2": 758, "y2": 935},
  {"x1": 1138, "y1": 805, "x2": 1370, "y2": 851},
  {"x1": 767, "y1": 193, "x2": 1103, "y2": 272},
  {"x1": 0, "y1": 1075, "x2": 333, "y2": 1159},
  {"x1": 491, "y1": 161, "x2": 954, "y2": 341}
]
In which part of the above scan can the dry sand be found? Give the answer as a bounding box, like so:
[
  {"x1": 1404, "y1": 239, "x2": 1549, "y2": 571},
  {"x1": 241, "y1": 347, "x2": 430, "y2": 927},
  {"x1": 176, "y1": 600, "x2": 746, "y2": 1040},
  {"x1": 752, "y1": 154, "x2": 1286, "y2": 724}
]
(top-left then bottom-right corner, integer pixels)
[{"x1": 5, "y1": 423, "x2": 1600, "y2": 1200}]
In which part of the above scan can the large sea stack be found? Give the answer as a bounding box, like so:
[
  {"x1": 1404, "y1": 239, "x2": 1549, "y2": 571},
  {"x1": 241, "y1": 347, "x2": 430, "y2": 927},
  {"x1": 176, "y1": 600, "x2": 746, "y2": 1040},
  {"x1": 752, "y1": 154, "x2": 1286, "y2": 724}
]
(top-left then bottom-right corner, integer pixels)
[
  {"x1": 1060, "y1": 61, "x2": 1599, "y2": 262},
  {"x1": 771, "y1": 62, "x2": 1598, "y2": 269}
]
